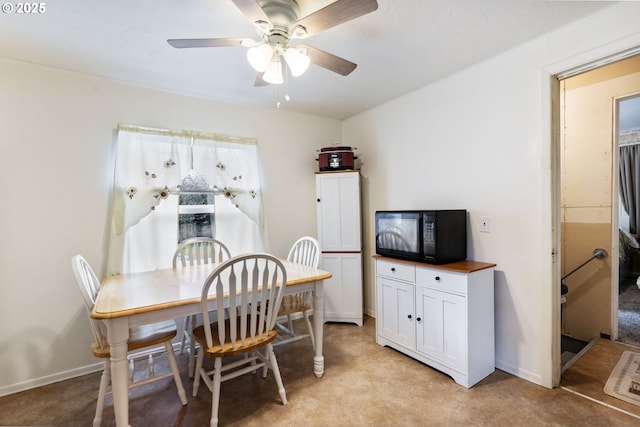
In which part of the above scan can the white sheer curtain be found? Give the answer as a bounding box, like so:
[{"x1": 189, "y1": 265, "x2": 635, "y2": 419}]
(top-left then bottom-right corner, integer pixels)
[{"x1": 107, "y1": 125, "x2": 269, "y2": 275}]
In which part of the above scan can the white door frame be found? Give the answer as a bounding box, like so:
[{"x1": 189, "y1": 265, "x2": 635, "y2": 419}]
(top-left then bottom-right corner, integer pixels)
[{"x1": 547, "y1": 43, "x2": 640, "y2": 387}]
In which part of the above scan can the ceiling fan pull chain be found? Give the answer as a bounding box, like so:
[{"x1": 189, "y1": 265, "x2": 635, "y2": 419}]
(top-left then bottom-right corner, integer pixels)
[{"x1": 284, "y1": 66, "x2": 291, "y2": 102}]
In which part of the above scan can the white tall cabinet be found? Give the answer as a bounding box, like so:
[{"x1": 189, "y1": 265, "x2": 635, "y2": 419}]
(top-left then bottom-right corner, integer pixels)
[
  {"x1": 316, "y1": 171, "x2": 363, "y2": 326},
  {"x1": 375, "y1": 256, "x2": 496, "y2": 388}
]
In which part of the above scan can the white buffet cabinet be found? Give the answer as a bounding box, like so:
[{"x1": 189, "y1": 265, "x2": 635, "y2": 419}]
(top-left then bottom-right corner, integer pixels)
[{"x1": 375, "y1": 256, "x2": 496, "y2": 388}]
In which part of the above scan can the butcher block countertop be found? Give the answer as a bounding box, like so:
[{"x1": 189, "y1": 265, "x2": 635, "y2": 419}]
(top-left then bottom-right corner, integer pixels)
[{"x1": 373, "y1": 255, "x2": 496, "y2": 274}]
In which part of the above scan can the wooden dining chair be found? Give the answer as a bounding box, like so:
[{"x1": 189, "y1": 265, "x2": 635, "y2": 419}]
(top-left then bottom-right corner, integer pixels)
[
  {"x1": 71, "y1": 255, "x2": 187, "y2": 427},
  {"x1": 274, "y1": 236, "x2": 321, "y2": 350},
  {"x1": 191, "y1": 253, "x2": 288, "y2": 427},
  {"x1": 172, "y1": 237, "x2": 232, "y2": 378}
]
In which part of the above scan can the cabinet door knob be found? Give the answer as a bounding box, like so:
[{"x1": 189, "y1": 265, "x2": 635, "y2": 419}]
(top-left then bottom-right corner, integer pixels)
[
  {"x1": 390, "y1": 267, "x2": 396, "y2": 272},
  {"x1": 435, "y1": 276, "x2": 440, "y2": 281},
  {"x1": 317, "y1": 198, "x2": 321, "y2": 202},
  {"x1": 407, "y1": 314, "x2": 412, "y2": 319},
  {"x1": 416, "y1": 317, "x2": 422, "y2": 322}
]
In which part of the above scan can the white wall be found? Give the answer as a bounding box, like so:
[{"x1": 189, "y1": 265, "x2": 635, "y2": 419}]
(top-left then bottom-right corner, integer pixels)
[
  {"x1": 0, "y1": 58, "x2": 341, "y2": 395},
  {"x1": 343, "y1": 2, "x2": 640, "y2": 387}
]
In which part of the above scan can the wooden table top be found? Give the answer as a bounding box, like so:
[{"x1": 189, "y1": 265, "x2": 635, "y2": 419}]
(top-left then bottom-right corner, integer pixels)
[{"x1": 92, "y1": 260, "x2": 332, "y2": 319}]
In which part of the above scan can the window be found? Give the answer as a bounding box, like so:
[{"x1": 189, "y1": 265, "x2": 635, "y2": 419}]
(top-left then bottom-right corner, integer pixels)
[
  {"x1": 177, "y1": 171, "x2": 215, "y2": 242},
  {"x1": 106, "y1": 125, "x2": 268, "y2": 275}
]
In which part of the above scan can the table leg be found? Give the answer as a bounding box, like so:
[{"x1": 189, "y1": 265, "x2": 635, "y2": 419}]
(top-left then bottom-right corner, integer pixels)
[
  {"x1": 106, "y1": 317, "x2": 131, "y2": 427},
  {"x1": 313, "y1": 280, "x2": 325, "y2": 377}
]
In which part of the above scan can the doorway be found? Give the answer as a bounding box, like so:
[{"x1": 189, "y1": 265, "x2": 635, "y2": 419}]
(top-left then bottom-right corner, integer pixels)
[
  {"x1": 558, "y1": 55, "x2": 640, "y2": 373},
  {"x1": 616, "y1": 93, "x2": 640, "y2": 347}
]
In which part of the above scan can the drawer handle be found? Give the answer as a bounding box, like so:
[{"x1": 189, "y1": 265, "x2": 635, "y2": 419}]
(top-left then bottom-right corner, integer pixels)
[
  {"x1": 435, "y1": 276, "x2": 440, "y2": 281},
  {"x1": 390, "y1": 267, "x2": 396, "y2": 272}
]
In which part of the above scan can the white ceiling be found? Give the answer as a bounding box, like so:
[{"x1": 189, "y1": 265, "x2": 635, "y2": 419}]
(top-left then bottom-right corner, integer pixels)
[{"x1": 0, "y1": 0, "x2": 617, "y2": 119}]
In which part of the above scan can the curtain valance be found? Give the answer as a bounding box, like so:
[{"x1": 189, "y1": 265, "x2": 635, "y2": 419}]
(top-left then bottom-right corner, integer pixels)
[{"x1": 107, "y1": 125, "x2": 267, "y2": 275}]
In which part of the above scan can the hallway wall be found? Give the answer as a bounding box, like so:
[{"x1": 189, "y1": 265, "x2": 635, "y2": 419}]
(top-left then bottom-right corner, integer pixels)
[{"x1": 561, "y1": 55, "x2": 640, "y2": 341}]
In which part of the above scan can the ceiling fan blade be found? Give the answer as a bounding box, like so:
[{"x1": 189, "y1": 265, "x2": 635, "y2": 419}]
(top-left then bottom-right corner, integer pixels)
[
  {"x1": 167, "y1": 38, "x2": 250, "y2": 48},
  {"x1": 254, "y1": 73, "x2": 270, "y2": 87},
  {"x1": 300, "y1": 45, "x2": 357, "y2": 76},
  {"x1": 294, "y1": 0, "x2": 378, "y2": 37},
  {"x1": 230, "y1": 0, "x2": 271, "y2": 25}
]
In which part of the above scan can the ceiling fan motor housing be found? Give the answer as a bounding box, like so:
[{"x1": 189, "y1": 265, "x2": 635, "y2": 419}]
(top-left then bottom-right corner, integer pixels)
[
  {"x1": 260, "y1": 0, "x2": 300, "y2": 34},
  {"x1": 265, "y1": 31, "x2": 290, "y2": 54}
]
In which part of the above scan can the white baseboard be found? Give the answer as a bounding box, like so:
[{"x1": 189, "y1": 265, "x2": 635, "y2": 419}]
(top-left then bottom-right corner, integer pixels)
[
  {"x1": 495, "y1": 359, "x2": 543, "y2": 386},
  {"x1": 0, "y1": 342, "x2": 185, "y2": 398},
  {"x1": 0, "y1": 362, "x2": 103, "y2": 398}
]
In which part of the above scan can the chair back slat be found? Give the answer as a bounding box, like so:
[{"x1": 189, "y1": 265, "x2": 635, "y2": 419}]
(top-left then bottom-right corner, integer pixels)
[
  {"x1": 71, "y1": 255, "x2": 108, "y2": 350},
  {"x1": 287, "y1": 236, "x2": 320, "y2": 268},
  {"x1": 200, "y1": 254, "x2": 286, "y2": 351},
  {"x1": 173, "y1": 237, "x2": 231, "y2": 269}
]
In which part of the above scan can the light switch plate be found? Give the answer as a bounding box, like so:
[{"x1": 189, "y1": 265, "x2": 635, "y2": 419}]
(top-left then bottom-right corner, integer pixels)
[{"x1": 480, "y1": 216, "x2": 490, "y2": 233}]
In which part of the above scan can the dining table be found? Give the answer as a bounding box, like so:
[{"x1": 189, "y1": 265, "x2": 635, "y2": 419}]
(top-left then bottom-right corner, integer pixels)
[{"x1": 92, "y1": 258, "x2": 332, "y2": 427}]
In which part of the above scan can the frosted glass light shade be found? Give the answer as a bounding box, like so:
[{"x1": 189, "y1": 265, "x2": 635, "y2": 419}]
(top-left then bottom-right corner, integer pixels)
[
  {"x1": 247, "y1": 43, "x2": 273, "y2": 72},
  {"x1": 263, "y1": 58, "x2": 284, "y2": 84},
  {"x1": 283, "y1": 47, "x2": 310, "y2": 77}
]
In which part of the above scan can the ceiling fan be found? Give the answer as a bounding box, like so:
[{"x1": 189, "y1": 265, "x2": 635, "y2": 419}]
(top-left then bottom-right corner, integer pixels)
[{"x1": 167, "y1": 0, "x2": 378, "y2": 86}]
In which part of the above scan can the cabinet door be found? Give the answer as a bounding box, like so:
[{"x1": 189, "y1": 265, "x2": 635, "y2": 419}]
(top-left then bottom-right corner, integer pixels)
[
  {"x1": 322, "y1": 253, "x2": 363, "y2": 325},
  {"x1": 376, "y1": 276, "x2": 415, "y2": 347},
  {"x1": 416, "y1": 286, "x2": 466, "y2": 372},
  {"x1": 316, "y1": 172, "x2": 361, "y2": 251}
]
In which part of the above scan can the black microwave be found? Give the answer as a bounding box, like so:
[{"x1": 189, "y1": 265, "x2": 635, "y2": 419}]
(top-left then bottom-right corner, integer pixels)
[{"x1": 375, "y1": 210, "x2": 467, "y2": 264}]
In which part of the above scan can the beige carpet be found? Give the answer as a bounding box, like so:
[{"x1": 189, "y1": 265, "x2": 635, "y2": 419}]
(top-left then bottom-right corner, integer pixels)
[
  {"x1": 618, "y1": 277, "x2": 640, "y2": 347},
  {"x1": 604, "y1": 350, "x2": 640, "y2": 406}
]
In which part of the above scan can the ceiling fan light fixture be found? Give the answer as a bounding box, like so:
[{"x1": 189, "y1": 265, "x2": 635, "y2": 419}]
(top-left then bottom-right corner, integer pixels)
[
  {"x1": 291, "y1": 25, "x2": 308, "y2": 39},
  {"x1": 263, "y1": 57, "x2": 284, "y2": 84},
  {"x1": 247, "y1": 43, "x2": 273, "y2": 72},
  {"x1": 283, "y1": 47, "x2": 310, "y2": 77},
  {"x1": 254, "y1": 20, "x2": 271, "y2": 35}
]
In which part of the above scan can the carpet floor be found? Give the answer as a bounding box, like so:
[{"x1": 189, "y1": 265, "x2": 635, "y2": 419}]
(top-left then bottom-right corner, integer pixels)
[{"x1": 618, "y1": 278, "x2": 640, "y2": 347}]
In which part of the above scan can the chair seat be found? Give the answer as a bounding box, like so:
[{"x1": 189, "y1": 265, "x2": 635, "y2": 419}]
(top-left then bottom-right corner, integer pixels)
[
  {"x1": 192, "y1": 318, "x2": 277, "y2": 357},
  {"x1": 91, "y1": 320, "x2": 177, "y2": 358},
  {"x1": 278, "y1": 294, "x2": 311, "y2": 316}
]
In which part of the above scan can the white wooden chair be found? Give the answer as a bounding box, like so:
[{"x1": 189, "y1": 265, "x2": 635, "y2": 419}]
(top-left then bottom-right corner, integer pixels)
[
  {"x1": 71, "y1": 255, "x2": 187, "y2": 427},
  {"x1": 172, "y1": 237, "x2": 231, "y2": 377},
  {"x1": 274, "y1": 236, "x2": 320, "y2": 350},
  {"x1": 191, "y1": 253, "x2": 288, "y2": 427}
]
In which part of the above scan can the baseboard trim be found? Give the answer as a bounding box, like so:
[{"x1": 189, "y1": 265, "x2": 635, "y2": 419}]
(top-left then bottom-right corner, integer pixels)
[
  {"x1": 0, "y1": 342, "x2": 185, "y2": 398},
  {"x1": 495, "y1": 359, "x2": 544, "y2": 387},
  {"x1": 0, "y1": 362, "x2": 103, "y2": 398}
]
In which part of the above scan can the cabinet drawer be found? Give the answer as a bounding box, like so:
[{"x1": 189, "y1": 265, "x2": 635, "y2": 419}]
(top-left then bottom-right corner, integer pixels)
[
  {"x1": 416, "y1": 267, "x2": 467, "y2": 295},
  {"x1": 376, "y1": 259, "x2": 415, "y2": 282}
]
